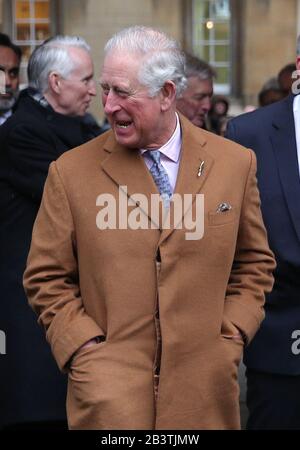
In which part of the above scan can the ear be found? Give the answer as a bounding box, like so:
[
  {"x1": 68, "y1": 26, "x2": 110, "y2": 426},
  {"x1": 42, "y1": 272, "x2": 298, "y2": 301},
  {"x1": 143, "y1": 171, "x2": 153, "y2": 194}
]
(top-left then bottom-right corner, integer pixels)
[
  {"x1": 160, "y1": 81, "x2": 176, "y2": 112},
  {"x1": 48, "y1": 72, "x2": 61, "y2": 94},
  {"x1": 296, "y1": 57, "x2": 300, "y2": 72}
]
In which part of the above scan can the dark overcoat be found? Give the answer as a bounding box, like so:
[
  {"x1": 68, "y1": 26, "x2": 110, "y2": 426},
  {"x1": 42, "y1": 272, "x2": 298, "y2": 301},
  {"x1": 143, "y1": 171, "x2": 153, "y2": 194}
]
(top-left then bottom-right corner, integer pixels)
[
  {"x1": 0, "y1": 90, "x2": 101, "y2": 427},
  {"x1": 226, "y1": 95, "x2": 300, "y2": 375}
]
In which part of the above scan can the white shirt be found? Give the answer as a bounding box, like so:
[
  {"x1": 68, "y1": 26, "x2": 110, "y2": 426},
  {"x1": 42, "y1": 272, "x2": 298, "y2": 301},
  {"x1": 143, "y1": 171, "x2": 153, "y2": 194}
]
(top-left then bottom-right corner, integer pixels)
[
  {"x1": 140, "y1": 113, "x2": 182, "y2": 193},
  {"x1": 293, "y1": 95, "x2": 300, "y2": 177}
]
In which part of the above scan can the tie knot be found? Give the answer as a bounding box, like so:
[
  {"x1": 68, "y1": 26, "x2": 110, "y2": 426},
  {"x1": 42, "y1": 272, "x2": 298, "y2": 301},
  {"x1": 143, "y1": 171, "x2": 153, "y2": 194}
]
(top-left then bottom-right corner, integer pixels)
[{"x1": 148, "y1": 150, "x2": 161, "y2": 164}]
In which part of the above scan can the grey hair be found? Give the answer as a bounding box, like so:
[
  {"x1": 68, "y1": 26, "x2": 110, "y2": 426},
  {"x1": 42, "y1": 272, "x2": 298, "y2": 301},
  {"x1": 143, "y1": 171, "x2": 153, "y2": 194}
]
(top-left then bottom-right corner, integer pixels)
[
  {"x1": 28, "y1": 35, "x2": 91, "y2": 94},
  {"x1": 104, "y1": 26, "x2": 187, "y2": 98},
  {"x1": 184, "y1": 53, "x2": 216, "y2": 81}
]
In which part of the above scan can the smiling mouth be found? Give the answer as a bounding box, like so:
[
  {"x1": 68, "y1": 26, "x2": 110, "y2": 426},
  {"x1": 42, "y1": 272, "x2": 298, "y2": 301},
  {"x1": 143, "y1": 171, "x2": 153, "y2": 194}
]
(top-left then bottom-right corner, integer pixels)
[{"x1": 116, "y1": 120, "x2": 132, "y2": 129}]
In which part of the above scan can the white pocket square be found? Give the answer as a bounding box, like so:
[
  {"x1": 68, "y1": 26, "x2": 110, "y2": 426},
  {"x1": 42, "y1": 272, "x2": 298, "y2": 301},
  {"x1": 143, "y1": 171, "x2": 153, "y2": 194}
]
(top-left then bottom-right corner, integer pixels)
[{"x1": 216, "y1": 202, "x2": 232, "y2": 213}]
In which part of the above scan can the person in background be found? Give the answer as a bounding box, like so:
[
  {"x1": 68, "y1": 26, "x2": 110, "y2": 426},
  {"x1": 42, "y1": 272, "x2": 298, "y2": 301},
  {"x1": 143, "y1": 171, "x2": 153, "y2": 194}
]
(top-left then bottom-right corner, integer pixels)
[
  {"x1": 23, "y1": 25, "x2": 274, "y2": 430},
  {"x1": 0, "y1": 35, "x2": 99, "y2": 430},
  {"x1": 176, "y1": 53, "x2": 215, "y2": 129},
  {"x1": 278, "y1": 62, "x2": 296, "y2": 97},
  {"x1": 0, "y1": 33, "x2": 21, "y2": 125},
  {"x1": 218, "y1": 115, "x2": 234, "y2": 137},
  {"x1": 258, "y1": 77, "x2": 285, "y2": 107},
  {"x1": 207, "y1": 95, "x2": 230, "y2": 134},
  {"x1": 225, "y1": 34, "x2": 300, "y2": 430}
]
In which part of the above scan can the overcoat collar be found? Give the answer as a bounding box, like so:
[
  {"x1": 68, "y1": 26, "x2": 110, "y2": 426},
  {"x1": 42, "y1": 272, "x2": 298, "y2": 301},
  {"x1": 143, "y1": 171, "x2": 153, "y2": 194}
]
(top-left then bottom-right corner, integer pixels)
[
  {"x1": 101, "y1": 113, "x2": 214, "y2": 242},
  {"x1": 270, "y1": 94, "x2": 300, "y2": 243}
]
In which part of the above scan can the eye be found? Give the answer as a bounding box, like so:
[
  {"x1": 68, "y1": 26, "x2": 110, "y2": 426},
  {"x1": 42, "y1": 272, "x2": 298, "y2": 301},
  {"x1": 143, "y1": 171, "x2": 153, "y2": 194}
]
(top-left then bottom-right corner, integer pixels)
[
  {"x1": 10, "y1": 68, "x2": 19, "y2": 78},
  {"x1": 115, "y1": 88, "x2": 129, "y2": 98},
  {"x1": 194, "y1": 95, "x2": 205, "y2": 102},
  {"x1": 100, "y1": 84, "x2": 110, "y2": 95}
]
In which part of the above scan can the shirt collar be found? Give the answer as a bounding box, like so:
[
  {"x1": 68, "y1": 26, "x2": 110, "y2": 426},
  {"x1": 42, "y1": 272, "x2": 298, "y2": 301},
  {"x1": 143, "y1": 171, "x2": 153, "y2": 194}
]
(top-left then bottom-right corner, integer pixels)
[
  {"x1": 294, "y1": 94, "x2": 300, "y2": 113},
  {"x1": 140, "y1": 112, "x2": 181, "y2": 162}
]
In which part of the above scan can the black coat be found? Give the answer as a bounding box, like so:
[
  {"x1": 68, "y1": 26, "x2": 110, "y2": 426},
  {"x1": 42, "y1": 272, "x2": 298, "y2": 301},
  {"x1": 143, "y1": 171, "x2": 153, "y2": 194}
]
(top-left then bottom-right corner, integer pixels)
[
  {"x1": 0, "y1": 90, "x2": 102, "y2": 427},
  {"x1": 226, "y1": 95, "x2": 300, "y2": 375}
]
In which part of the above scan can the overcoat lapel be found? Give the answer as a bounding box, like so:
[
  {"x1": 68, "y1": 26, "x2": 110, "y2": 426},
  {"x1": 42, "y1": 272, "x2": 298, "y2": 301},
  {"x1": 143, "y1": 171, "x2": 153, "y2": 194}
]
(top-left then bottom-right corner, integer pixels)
[
  {"x1": 101, "y1": 133, "x2": 161, "y2": 227},
  {"x1": 270, "y1": 95, "x2": 300, "y2": 243},
  {"x1": 101, "y1": 118, "x2": 214, "y2": 237},
  {"x1": 159, "y1": 117, "x2": 214, "y2": 244}
]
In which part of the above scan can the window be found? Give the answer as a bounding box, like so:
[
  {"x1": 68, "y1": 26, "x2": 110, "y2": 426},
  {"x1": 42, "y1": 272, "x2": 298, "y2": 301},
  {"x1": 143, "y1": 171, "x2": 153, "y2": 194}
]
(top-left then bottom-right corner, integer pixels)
[
  {"x1": 192, "y1": 0, "x2": 231, "y2": 94},
  {"x1": 12, "y1": 0, "x2": 52, "y2": 63}
]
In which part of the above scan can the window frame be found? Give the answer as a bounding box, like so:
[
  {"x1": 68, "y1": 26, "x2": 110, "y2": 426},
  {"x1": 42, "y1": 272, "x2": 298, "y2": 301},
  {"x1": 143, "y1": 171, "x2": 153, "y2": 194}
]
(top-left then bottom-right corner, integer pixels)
[
  {"x1": 10, "y1": 0, "x2": 57, "y2": 86},
  {"x1": 192, "y1": 0, "x2": 231, "y2": 95}
]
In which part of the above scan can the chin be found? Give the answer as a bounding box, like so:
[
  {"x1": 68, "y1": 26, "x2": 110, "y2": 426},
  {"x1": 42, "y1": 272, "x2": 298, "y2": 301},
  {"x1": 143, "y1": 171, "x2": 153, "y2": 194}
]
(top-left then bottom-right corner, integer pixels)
[
  {"x1": 114, "y1": 135, "x2": 137, "y2": 149},
  {"x1": 192, "y1": 120, "x2": 204, "y2": 128},
  {"x1": 0, "y1": 96, "x2": 16, "y2": 111}
]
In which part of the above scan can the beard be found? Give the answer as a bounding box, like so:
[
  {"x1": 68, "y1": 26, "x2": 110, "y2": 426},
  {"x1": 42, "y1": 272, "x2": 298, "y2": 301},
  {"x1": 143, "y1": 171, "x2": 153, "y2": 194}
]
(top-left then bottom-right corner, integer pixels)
[{"x1": 0, "y1": 88, "x2": 19, "y2": 112}]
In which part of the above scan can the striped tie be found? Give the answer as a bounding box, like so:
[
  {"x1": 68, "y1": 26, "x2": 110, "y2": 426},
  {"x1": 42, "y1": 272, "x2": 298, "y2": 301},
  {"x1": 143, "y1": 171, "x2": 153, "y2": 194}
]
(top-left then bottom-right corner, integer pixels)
[{"x1": 148, "y1": 150, "x2": 172, "y2": 208}]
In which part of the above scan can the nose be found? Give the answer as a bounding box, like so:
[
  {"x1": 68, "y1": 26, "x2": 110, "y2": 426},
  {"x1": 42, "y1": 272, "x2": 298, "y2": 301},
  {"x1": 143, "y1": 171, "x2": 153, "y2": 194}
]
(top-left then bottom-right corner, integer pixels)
[
  {"x1": 5, "y1": 70, "x2": 13, "y2": 88},
  {"x1": 103, "y1": 90, "x2": 121, "y2": 115},
  {"x1": 201, "y1": 96, "x2": 212, "y2": 114},
  {"x1": 88, "y1": 79, "x2": 97, "y2": 97},
  {"x1": 0, "y1": 71, "x2": 5, "y2": 94}
]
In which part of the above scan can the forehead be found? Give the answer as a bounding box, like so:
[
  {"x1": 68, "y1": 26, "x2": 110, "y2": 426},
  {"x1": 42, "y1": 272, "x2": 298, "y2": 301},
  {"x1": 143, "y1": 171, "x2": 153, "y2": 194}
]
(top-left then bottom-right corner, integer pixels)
[
  {"x1": 68, "y1": 47, "x2": 93, "y2": 76},
  {"x1": 0, "y1": 46, "x2": 19, "y2": 68},
  {"x1": 100, "y1": 51, "x2": 141, "y2": 86},
  {"x1": 186, "y1": 76, "x2": 213, "y2": 94}
]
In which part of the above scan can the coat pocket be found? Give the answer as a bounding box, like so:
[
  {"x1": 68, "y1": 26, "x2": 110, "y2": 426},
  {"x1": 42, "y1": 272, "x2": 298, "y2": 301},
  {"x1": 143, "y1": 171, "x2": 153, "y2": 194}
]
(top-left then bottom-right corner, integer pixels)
[{"x1": 208, "y1": 207, "x2": 238, "y2": 226}]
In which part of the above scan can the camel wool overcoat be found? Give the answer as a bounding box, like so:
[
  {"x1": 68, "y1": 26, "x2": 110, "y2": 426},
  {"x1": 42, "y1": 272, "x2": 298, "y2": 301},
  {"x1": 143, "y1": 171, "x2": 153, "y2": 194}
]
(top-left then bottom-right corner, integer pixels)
[{"x1": 24, "y1": 114, "x2": 275, "y2": 430}]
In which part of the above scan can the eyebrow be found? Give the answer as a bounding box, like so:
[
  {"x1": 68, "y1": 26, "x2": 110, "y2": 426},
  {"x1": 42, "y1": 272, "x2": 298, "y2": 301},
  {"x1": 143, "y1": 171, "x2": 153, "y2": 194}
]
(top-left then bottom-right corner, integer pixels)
[
  {"x1": 100, "y1": 82, "x2": 130, "y2": 91},
  {"x1": 0, "y1": 65, "x2": 19, "y2": 72},
  {"x1": 81, "y1": 73, "x2": 94, "y2": 80}
]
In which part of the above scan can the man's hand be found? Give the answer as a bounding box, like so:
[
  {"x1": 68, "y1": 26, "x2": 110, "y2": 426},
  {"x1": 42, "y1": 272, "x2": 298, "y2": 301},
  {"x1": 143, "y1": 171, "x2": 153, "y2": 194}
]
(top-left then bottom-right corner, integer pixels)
[
  {"x1": 80, "y1": 336, "x2": 104, "y2": 350},
  {"x1": 231, "y1": 331, "x2": 243, "y2": 340},
  {"x1": 71, "y1": 336, "x2": 105, "y2": 362},
  {"x1": 231, "y1": 328, "x2": 247, "y2": 344}
]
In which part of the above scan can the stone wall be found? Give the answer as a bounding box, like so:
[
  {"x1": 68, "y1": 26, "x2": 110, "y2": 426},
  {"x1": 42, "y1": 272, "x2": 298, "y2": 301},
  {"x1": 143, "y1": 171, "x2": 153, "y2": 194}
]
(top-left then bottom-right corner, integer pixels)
[{"x1": 242, "y1": 0, "x2": 298, "y2": 106}]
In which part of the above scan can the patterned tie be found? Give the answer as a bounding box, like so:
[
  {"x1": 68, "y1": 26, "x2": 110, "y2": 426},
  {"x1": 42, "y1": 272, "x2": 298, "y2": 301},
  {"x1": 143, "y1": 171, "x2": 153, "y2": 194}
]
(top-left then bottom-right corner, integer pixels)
[{"x1": 148, "y1": 150, "x2": 172, "y2": 208}]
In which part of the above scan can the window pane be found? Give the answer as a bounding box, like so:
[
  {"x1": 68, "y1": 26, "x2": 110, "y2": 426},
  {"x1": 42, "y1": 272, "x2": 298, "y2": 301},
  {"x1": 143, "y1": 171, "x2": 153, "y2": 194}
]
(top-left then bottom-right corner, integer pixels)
[
  {"x1": 193, "y1": 25, "x2": 203, "y2": 44},
  {"x1": 215, "y1": 45, "x2": 229, "y2": 62},
  {"x1": 16, "y1": 23, "x2": 31, "y2": 40},
  {"x1": 214, "y1": 22, "x2": 229, "y2": 41},
  {"x1": 15, "y1": 1, "x2": 30, "y2": 19},
  {"x1": 196, "y1": 45, "x2": 210, "y2": 61},
  {"x1": 192, "y1": 0, "x2": 231, "y2": 94},
  {"x1": 35, "y1": 23, "x2": 50, "y2": 41},
  {"x1": 216, "y1": 67, "x2": 229, "y2": 84},
  {"x1": 194, "y1": 0, "x2": 210, "y2": 20},
  {"x1": 211, "y1": 0, "x2": 230, "y2": 19},
  {"x1": 35, "y1": 1, "x2": 50, "y2": 19},
  {"x1": 195, "y1": 23, "x2": 211, "y2": 42}
]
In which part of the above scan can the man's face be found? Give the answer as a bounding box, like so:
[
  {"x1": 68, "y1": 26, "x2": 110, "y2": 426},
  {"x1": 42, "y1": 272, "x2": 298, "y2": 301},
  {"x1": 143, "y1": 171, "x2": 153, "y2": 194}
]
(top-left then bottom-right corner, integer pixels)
[
  {"x1": 100, "y1": 51, "x2": 174, "y2": 149},
  {"x1": 0, "y1": 46, "x2": 20, "y2": 111},
  {"x1": 52, "y1": 47, "x2": 96, "y2": 116},
  {"x1": 177, "y1": 76, "x2": 213, "y2": 128}
]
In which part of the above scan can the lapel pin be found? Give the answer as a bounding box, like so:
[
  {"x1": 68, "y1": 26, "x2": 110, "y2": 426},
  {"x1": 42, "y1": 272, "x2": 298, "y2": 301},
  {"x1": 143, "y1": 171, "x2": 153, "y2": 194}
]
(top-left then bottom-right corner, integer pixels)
[{"x1": 198, "y1": 161, "x2": 205, "y2": 177}]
